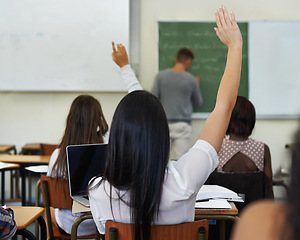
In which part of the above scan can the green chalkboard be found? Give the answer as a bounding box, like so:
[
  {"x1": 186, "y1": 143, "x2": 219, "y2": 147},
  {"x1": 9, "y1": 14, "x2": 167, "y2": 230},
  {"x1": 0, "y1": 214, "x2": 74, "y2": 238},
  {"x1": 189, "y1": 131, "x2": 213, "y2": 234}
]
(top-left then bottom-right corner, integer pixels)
[{"x1": 158, "y1": 22, "x2": 248, "y2": 113}]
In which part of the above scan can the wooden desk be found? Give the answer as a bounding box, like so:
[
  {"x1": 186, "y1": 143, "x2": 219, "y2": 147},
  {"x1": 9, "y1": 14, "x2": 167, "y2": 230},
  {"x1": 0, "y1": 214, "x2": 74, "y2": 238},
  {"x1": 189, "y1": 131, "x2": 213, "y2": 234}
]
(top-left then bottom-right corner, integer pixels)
[
  {"x1": 195, "y1": 202, "x2": 239, "y2": 240},
  {"x1": 0, "y1": 144, "x2": 17, "y2": 154},
  {"x1": 0, "y1": 155, "x2": 50, "y2": 206},
  {"x1": 9, "y1": 206, "x2": 46, "y2": 240},
  {"x1": 22, "y1": 143, "x2": 41, "y2": 155},
  {"x1": 0, "y1": 163, "x2": 20, "y2": 205}
]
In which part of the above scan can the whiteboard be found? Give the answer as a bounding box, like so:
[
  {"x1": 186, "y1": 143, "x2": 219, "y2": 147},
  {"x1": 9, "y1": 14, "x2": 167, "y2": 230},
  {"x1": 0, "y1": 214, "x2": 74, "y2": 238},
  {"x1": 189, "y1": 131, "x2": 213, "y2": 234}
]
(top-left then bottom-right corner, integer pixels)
[
  {"x1": 249, "y1": 21, "x2": 300, "y2": 118},
  {"x1": 0, "y1": 0, "x2": 129, "y2": 92}
]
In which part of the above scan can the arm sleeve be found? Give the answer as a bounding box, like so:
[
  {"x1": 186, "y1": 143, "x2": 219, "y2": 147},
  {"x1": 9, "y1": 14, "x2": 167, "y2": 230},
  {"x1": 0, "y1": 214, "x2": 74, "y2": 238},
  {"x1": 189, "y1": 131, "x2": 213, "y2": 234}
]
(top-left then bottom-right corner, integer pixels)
[
  {"x1": 168, "y1": 140, "x2": 218, "y2": 195},
  {"x1": 151, "y1": 75, "x2": 160, "y2": 98},
  {"x1": 192, "y1": 80, "x2": 203, "y2": 107},
  {"x1": 118, "y1": 65, "x2": 143, "y2": 92}
]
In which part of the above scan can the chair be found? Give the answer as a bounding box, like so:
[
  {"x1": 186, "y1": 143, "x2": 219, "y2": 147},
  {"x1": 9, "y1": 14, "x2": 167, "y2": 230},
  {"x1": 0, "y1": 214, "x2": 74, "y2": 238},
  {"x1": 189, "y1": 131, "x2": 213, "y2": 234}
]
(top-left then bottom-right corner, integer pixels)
[
  {"x1": 205, "y1": 171, "x2": 274, "y2": 213},
  {"x1": 40, "y1": 144, "x2": 58, "y2": 156},
  {"x1": 27, "y1": 143, "x2": 58, "y2": 205},
  {"x1": 105, "y1": 219, "x2": 209, "y2": 240},
  {"x1": 37, "y1": 176, "x2": 100, "y2": 240}
]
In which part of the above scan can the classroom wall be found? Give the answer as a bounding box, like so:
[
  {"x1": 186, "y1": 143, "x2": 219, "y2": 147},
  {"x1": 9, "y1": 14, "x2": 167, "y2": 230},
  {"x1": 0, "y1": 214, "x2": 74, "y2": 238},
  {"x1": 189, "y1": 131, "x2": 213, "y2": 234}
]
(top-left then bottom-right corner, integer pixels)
[
  {"x1": 1, "y1": 0, "x2": 299, "y2": 197},
  {"x1": 138, "y1": 0, "x2": 300, "y2": 198}
]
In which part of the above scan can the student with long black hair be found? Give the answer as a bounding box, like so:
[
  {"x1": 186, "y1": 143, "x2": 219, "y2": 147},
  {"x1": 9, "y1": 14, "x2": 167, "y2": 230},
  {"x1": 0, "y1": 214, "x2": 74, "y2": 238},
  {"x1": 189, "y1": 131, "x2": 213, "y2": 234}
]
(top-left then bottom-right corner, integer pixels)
[{"x1": 89, "y1": 6, "x2": 243, "y2": 240}]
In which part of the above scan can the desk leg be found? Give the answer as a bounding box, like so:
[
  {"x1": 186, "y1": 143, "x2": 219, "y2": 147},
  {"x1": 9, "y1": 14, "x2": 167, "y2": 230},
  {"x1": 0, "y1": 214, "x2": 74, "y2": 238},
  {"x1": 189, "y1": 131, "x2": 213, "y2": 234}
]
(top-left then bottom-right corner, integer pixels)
[
  {"x1": 20, "y1": 166, "x2": 26, "y2": 206},
  {"x1": 220, "y1": 220, "x2": 225, "y2": 240},
  {"x1": 1, "y1": 171, "x2": 4, "y2": 205},
  {"x1": 37, "y1": 215, "x2": 47, "y2": 240},
  {"x1": 16, "y1": 229, "x2": 36, "y2": 240}
]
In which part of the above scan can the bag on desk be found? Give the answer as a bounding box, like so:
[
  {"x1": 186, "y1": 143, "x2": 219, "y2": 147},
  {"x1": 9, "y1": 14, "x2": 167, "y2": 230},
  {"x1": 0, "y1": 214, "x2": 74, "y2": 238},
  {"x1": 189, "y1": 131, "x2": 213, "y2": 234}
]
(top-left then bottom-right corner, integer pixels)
[{"x1": 0, "y1": 207, "x2": 17, "y2": 239}]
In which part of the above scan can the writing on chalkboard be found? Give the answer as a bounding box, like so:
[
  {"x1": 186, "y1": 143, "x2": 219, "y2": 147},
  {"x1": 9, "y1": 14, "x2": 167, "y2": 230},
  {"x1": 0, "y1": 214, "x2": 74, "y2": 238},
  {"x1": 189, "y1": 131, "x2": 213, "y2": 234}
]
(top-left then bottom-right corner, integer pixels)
[{"x1": 158, "y1": 22, "x2": 248, "y2": 113}]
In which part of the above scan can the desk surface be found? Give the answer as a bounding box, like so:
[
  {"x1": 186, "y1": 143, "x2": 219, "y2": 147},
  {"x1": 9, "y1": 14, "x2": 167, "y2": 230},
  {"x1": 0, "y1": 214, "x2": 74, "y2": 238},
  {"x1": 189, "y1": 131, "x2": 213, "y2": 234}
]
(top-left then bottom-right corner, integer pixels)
[
  {"x1": 195, "y1": 202, "x2": 238, "y2": 216},
  {"x1": 8, "y1": 206, "x2": 45, "y2": 230},
  {"x1": 0, "y1": 155, "x2": 50, "y2": 164}
]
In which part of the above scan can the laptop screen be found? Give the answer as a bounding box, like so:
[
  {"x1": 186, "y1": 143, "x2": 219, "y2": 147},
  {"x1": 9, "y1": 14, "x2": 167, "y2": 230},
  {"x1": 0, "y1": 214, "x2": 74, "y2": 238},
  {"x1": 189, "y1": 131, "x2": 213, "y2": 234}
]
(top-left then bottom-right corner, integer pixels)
[{"x1": 66, "y1": 143, "x2": 107, "y2": 196}]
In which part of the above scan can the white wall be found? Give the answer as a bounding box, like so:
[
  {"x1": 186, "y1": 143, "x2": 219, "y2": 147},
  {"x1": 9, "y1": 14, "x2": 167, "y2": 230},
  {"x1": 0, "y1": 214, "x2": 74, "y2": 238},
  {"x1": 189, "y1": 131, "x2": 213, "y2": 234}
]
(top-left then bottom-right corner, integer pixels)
[{"x1": 1, "y1": 0, "x2": 299, "y2": 197}]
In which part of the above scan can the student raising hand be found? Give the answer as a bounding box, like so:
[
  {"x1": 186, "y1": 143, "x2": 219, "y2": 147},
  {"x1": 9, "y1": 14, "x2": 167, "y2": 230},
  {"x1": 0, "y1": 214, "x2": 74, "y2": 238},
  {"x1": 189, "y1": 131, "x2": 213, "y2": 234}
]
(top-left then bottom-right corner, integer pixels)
[
  {"x1": 199, "y1": 6, "x2": 243, "y2": 152},
  {"x1": 112, "y1": 41, "x2": 129, "y2": 68}
]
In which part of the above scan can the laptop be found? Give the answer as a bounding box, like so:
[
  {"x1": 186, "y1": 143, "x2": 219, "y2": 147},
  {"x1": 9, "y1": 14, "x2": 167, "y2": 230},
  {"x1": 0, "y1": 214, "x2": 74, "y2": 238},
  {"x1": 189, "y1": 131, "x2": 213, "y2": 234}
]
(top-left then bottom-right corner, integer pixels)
[{"x1": 66, "y1": 143, "x2": 107, "y2": 207}]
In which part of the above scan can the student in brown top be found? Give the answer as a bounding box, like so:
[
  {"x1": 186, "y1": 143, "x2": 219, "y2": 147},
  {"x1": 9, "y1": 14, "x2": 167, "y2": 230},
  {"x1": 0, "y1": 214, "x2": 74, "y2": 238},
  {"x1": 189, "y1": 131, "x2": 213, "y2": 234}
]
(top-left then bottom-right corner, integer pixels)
[{"x1": 217, "y1": 96, "x2": 273, "y2": 181}]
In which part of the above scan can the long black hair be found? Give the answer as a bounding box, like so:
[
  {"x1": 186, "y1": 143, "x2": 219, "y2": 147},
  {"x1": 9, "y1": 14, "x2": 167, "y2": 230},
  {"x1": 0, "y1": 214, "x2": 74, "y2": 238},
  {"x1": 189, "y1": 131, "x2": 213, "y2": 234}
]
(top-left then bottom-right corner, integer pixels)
[{"x1": 99, "y1": 90, "x2": 170, "y2": 240}]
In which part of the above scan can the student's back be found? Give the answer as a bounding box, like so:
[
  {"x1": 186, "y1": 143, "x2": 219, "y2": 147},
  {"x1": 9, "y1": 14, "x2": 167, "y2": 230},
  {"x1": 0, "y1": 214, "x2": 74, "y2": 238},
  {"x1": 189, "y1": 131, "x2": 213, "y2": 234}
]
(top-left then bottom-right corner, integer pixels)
[{"x1": 89, "y1": 6, "x2": 243, "y2": 240}]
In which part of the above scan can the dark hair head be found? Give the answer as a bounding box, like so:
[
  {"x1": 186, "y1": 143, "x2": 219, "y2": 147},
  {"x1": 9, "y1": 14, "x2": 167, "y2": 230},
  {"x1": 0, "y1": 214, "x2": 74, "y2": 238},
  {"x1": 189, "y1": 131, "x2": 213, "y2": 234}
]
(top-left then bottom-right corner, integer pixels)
[
  {"x1": 226, "y1": 96, "x2": 256, "y2": 137},
  {"x1": 52, "y1": 94, "x2": 108, "y2": 178},
  {"x1": 105, "y1": 90, "x2": 170, "y2": 240},
  {"x1": 176, "y1": 48, "x2": 194, "y2": 63}
]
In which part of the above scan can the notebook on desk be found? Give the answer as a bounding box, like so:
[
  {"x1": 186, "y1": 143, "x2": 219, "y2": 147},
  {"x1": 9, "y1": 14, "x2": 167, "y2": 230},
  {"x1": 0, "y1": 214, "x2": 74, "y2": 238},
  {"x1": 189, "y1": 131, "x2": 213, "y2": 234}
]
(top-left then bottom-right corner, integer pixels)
[{"x1": 66, "y1": 143, "x2": 107, "y2": 207}]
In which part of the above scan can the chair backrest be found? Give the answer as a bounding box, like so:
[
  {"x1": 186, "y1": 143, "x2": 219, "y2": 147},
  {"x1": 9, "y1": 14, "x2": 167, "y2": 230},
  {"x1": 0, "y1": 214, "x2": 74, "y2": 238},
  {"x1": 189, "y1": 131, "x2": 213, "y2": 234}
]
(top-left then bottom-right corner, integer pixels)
[
  {"x1": 38, "y1": 176, "x2": 100, "y2": 240},
  {"x1": 105, "y1": 220, "x2": 209, "y2": 240},
  {"x1": 39, "y1": 176, "x2": 72, "y2": 239},
  {"x1": 205, "y1": 171, "x2": 274, "y2": 213},
  {"x1": 40, "y1": 143, "x2": 58, "y2": 156},
  {"x1": 40, "y1": 176, "x2": 73, "y2": 209}
]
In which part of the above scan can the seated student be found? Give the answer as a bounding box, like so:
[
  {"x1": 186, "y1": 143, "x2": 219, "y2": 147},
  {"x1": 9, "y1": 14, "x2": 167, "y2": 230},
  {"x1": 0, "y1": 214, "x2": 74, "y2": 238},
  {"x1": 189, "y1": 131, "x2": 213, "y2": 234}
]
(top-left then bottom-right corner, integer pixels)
[
  {"x1": 231, "y1": 129, "x2": 300, "y2": 240},
  {"x1": 89, "y1": 6, "x2": 243, "y2": 240},
  {"x1": 47, "y1": 94, "x2": 109, "y2": 236},
  {"x1": 217, "y1": 96, "x2": 273, "y2": 181}
]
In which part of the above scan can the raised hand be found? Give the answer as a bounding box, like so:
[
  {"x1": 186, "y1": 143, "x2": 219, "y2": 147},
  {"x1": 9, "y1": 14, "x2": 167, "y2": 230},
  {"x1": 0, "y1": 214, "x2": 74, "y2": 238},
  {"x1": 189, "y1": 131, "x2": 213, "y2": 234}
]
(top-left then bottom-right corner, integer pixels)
[
  {"x1": 112, "y1": 42, "x2": 129, "y2": 68},
  {"x1": 214, "y1": 6, "x2": 242, "y2": 49}
]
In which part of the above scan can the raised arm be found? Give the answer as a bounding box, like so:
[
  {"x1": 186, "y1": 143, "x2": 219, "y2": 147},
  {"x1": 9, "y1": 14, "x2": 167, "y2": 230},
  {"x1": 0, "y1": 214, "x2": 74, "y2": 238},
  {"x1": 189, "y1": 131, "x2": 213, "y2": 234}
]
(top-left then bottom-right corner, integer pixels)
[
  {"x1": 199, "y1": 6, "x2": 243, "y2": 152},
  {"x1": 112, "y1": 42, "x2": 142, "y2": 92}
]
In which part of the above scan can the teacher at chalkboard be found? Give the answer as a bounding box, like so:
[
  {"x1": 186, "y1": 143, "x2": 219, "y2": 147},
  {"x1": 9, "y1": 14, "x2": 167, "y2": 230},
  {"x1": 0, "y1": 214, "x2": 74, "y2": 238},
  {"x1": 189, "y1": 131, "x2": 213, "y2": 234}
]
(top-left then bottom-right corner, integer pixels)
[{"x1": 152, "y1": 48, "x2": 203, "y2": 159}]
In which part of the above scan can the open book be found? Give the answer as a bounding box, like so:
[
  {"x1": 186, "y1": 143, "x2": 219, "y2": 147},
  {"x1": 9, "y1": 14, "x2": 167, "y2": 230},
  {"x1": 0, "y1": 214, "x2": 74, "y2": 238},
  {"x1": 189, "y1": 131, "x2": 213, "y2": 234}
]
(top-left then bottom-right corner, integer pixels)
[{"x1": 197, "y1": 185, "x2": 244, "y2": 202}]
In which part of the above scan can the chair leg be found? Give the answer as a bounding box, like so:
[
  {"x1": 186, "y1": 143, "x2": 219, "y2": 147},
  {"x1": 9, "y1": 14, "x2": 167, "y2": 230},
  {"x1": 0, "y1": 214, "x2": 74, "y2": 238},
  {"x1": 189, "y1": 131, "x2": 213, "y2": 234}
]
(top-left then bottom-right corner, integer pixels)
[
  {"x1": 198, "y1": 226, "x2": 206, "y2": 240},
  {"x1": 16, "y1": 229, "x2": 36, "y2": 240},
  {"x1": 109, "y1": 227, "x2": 117, "y2": 240}
]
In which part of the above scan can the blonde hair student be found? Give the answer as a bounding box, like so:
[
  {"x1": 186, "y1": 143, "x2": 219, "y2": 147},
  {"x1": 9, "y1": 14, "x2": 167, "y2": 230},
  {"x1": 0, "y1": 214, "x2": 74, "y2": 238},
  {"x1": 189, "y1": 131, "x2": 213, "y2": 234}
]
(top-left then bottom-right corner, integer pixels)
[{"x1": 89, "y1": 6, "x2": 243, "y2": 240}]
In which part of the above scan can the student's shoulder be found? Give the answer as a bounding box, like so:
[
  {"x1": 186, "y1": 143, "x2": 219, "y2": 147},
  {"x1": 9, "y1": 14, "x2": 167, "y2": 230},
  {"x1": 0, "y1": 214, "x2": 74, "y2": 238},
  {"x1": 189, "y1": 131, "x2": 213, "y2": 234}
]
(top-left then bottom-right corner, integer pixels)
[
  {"x1": 231, "y1": 200, "x2": 286, "y2": 240},
  {"x1": 241, "y1": 200, "x2": 285, "y2": 217}
]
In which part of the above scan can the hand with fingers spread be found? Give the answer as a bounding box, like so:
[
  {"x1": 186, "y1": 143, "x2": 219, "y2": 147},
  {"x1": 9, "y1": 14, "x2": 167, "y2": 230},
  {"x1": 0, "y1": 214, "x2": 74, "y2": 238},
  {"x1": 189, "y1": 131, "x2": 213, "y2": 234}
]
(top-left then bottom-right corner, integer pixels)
[
  {"x1": 112, "y1": 41, "x2": 129, "y2": 68},
  {"x1": 214, "y1": 6, "x2": 242, "y2": 49}
]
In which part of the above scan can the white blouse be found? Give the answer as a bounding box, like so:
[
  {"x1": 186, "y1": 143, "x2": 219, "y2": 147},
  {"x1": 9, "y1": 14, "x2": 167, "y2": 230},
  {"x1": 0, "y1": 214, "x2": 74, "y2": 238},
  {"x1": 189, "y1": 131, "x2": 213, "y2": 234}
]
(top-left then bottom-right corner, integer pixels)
[{"x1": 89, "y1": 140, "x2": 218, "y2": 234}]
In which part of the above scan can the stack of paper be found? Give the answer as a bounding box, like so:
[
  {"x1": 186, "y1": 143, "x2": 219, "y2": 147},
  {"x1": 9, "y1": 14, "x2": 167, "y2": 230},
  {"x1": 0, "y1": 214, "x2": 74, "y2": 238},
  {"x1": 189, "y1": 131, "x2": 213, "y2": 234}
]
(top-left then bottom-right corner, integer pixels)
[
  {"x1": 195, "y1": 199, "x2": 232, "y2": 209},
  {"x1": 25, "y1": 165, "x2": 48, "y2": 173},
  {"x1": 0, "y1": 162, "x2": 17, "y2": 169},
  {"x1": 197, "y1": 185, "x2": 244, "y2": 202}
]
